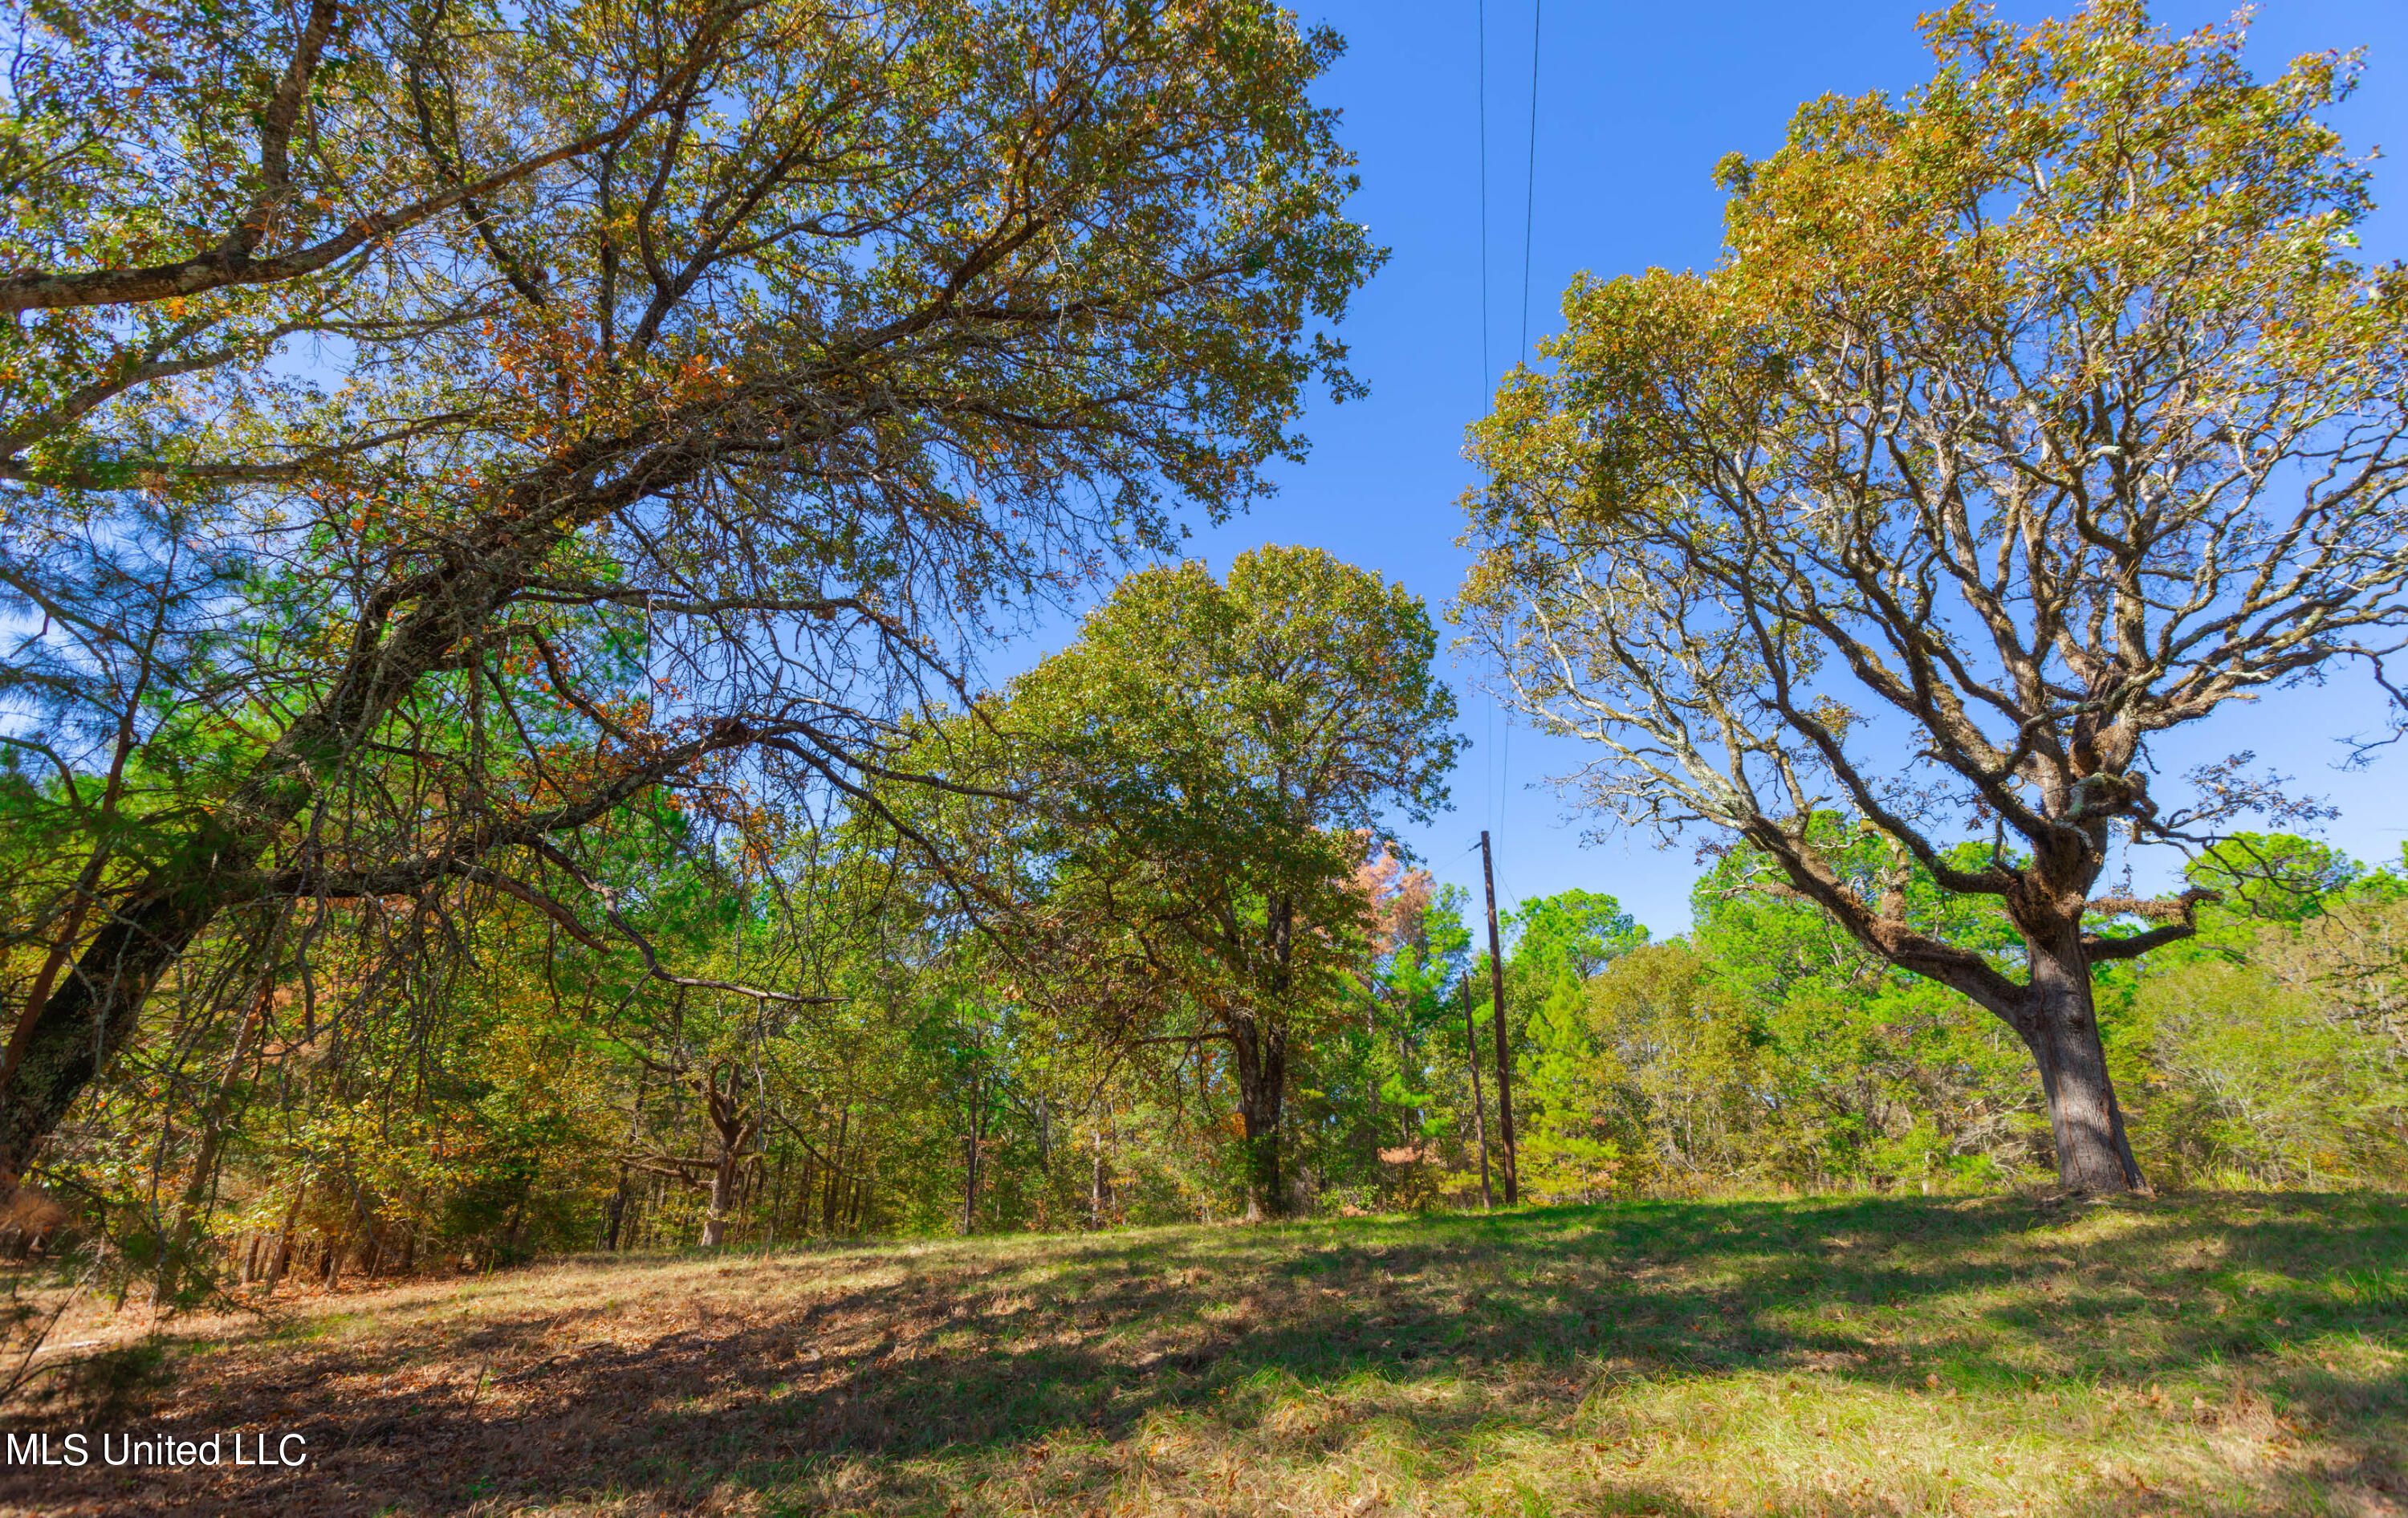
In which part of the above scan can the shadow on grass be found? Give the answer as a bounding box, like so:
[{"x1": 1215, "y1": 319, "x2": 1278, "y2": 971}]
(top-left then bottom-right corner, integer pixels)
[{"x1": 0, "y1": 1192, "x2": 2399, "y2": 1514}]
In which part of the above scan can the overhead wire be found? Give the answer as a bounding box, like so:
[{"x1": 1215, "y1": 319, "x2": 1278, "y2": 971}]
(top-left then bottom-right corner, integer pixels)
[
  {"x1": 1476, "y1": 0, "x2": 1490, "y2": 391},
  {"x1": 1474, "y1": 0, "x2": 1546, "y2": 900},
  {"x1": 1517, "y1": 0, "x2": 1544, "y2": 361},
  {"x1": 1501, "y1": 0, "x2": 1542, "y2": 871},
  {"x1": 1476, "y1": 0, "x2": 1495, "y2": 847}
]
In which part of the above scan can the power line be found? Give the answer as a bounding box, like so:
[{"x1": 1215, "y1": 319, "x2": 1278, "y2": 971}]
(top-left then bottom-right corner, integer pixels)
[
  {"x1": 1497, "y1": 5, "x2": 1536, "y2": 875},
  {"x1": 1517, "y1": 0, "x2": 1544, "y2": 361},
  {"x1": 1476, "y1": 0, "x2": 1490, "y2": 390},
  {"x1": 1476, "y1": 0, "x2": 1492, "y2": 845}
]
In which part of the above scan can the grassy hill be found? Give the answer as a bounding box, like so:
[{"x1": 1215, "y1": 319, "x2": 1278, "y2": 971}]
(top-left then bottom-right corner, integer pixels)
[{"x1": 3, "y1": 1193, "x2": 2403, "y2": 1516}]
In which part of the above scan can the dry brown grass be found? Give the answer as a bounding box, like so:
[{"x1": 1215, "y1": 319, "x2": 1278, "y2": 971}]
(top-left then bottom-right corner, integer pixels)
[{"x1": 0, "y1": 1191, "x2": 2401, "y2": 1516}]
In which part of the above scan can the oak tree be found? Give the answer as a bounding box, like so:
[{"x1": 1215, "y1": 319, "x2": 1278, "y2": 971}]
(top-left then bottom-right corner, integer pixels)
[
  {"x1": 0, "y1": 0, "x2": 1381, "y2": 1187},
  {"x1": 1457, "y1": 1, "x2": 2408, "y2": 1191},
  {"x1": 916, "y1": 547, "x2": 1460, "y2": 1218}
]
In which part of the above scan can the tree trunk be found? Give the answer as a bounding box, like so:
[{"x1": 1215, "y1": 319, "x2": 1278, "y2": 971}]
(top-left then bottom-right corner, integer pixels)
[
  {"x1": 823, "y1": 1108, "x2": 848, "y2": 1228},
  {"x1": 1230, "y1": 1015, "x2": 1288, "y2": 1220},
  {"x1": 1226, "y1": 893, "x2": 1298, "y2": 1222},
  {"x1": 766, "y1": 1150, "x2": 787, "y2": 1247},
  {"x1": 0, "y1": 464, "x2": 678, "y2": 1190},
  {"x1": 2018, "y1": 935, "x2": 2148, "y2": 1194},
  {"x1": 0, "y1": 590, "x2": 502, "y2": 1189},
  {"x1": 701, "y1": 1146, "x2": 738, "y2": 1248},
  {"x1": 960, "y1": 1129, "x2": 980, "y2": 1236},
  {"x1": 266, "y1": 1182, "x2": 304, "y2": 1294},
  {"x1": 0, "y1": 893, "x2": 216, "y2": 1190},
  {"x1": 604, "y1": 1182, "x2": 628, "y2": 1251},
  {"x1": 961, "y1": 1075, "x2": 985, "y2": 1236},
  {"x1": 697, "y1": 1065, "x2": 755, "y2": 1248}
]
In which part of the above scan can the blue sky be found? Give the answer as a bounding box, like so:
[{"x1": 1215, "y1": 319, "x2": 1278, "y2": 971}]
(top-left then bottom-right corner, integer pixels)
[{"x1": 1015, "y1": 0, "x2": 2408, "y2": 939}]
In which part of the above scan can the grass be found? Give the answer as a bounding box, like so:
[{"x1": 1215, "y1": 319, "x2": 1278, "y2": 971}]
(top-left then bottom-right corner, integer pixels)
[{"x1": 1, "y1": 1191, "x2": 2402, "y2": 1515}]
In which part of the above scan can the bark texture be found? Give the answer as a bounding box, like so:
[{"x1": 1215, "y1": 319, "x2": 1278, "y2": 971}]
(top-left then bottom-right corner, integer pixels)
[
  {"x1": 2014, "y1": 930, "x2": 2147, "y2": 1191},
  {"x1": 1230, "y1": 1015, "x2": 1289, "y2": 1221}
]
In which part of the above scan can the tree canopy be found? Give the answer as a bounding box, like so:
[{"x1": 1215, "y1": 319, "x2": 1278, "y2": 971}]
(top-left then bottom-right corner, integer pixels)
[{"x1": 0, "y1": 0, "x2": 1381, "y2": 1186}]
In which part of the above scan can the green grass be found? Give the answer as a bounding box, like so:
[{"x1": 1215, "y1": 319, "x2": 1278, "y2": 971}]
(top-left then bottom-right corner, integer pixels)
[{"x1": 4, "y1": 1192, "x2": 2402, "y2": 1514}]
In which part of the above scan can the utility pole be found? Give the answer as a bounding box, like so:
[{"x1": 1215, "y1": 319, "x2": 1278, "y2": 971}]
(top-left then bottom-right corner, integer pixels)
[
  {"x1": 1480, "y1": 830, "x2": 1518, "y2": 1204},
  {"x1": 1461, "y1": 973, "x2": 1493, "y2": 1210}
]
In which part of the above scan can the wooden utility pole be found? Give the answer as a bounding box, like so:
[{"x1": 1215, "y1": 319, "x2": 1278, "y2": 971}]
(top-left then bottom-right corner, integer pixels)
[
  {"x1": 1461, "y1": 973, "x2": 1494, "y2": 1211},
  {"x1": 1480, "y1": 830, "x2": 1518, "y2": 1204}
]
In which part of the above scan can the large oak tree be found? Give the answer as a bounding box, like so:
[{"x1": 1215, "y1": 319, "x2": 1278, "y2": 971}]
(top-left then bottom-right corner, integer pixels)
[
  {"x1": 1457, "y1": 0, "x2": 2408, "y2": 1192},
  {"x1": 0, "y1": 0, "x2": 1380, "y2": 1187},
  {"x1": 901, "y1": 547, "x2": 1459, "y2": 1218}
]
